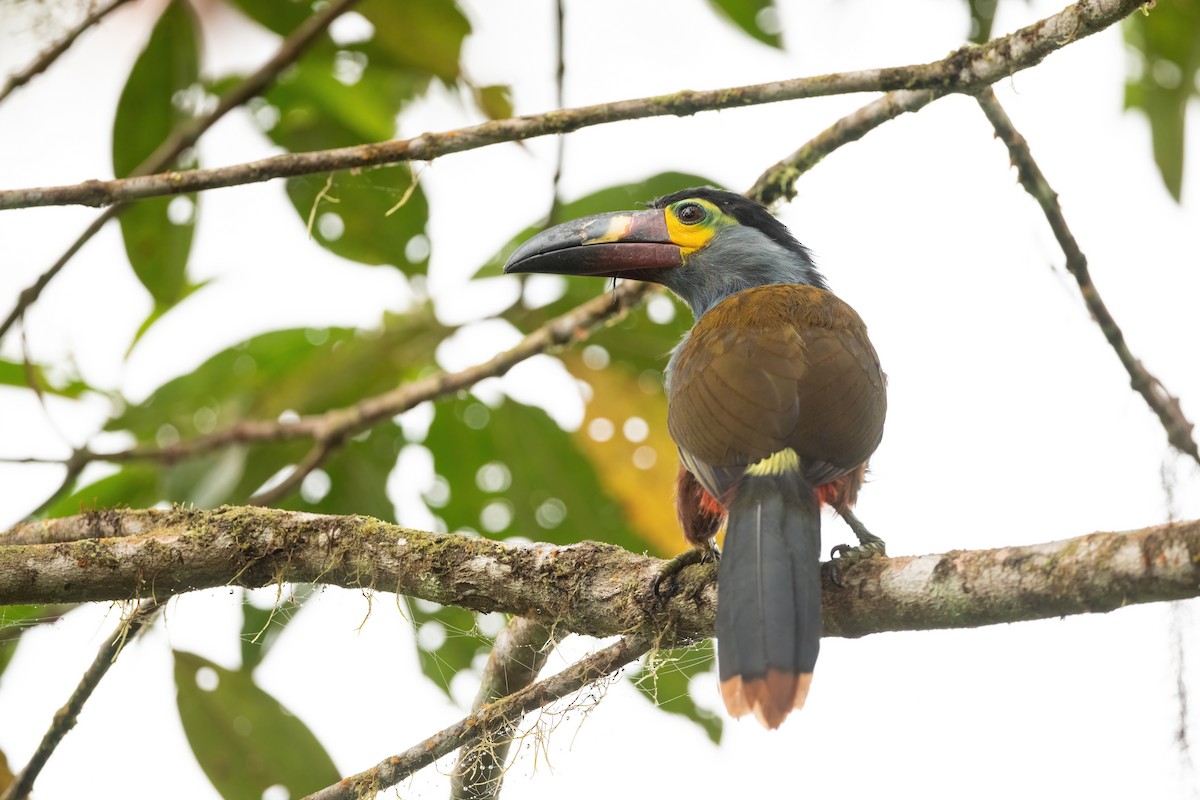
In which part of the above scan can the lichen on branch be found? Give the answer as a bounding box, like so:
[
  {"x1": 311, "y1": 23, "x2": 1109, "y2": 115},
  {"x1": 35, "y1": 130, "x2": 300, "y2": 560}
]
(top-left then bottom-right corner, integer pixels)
[{"x1": 3, "y1": 506, "x2": 1197, "y2": 644}]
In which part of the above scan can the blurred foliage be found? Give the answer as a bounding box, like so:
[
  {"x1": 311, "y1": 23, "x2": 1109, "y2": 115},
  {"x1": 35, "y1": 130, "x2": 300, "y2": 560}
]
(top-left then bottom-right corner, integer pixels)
[
  {"x1": 112, "y1": 0, "x2": 200, "y2": 319},
  {"x1": 706, "y1": 0, "x2": 783, "y2": 48},
  {"x1": 174, "y1": 650, "x2": 339, "y2": 799},
  {"x1": 12, "y1": 0, "x2": 1197, "y2": 780},
  {"x1": 52, "y1": 312, "x2": 444, "y2": 515},
  {"x1": 635, "y1": 641, "x2": 722, "y2": 743},
  {"x1": 1124, "y1": 0, "x2": 1200, "y2": 201},
  {"x1": 0, "y1": 357, "x2": 93, "y2": 398},
  {"x1": 566, "y1": 352, "x2": 682, "y2": 558},
  {"x1": 967, "y1": 0, "x2": 1001, "y2": 43}
]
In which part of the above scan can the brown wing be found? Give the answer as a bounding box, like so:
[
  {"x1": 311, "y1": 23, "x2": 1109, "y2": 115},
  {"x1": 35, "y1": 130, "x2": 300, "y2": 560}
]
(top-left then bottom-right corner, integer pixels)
[{"x1": 667, "y1": 284, "x2": 885, "y2": 498}]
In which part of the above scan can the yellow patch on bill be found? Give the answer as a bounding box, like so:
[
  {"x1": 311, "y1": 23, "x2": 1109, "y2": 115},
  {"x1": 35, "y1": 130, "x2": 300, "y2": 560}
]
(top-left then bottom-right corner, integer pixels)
[{"x1": 582, "y1": 214, "x2": 633, "y2": 245}]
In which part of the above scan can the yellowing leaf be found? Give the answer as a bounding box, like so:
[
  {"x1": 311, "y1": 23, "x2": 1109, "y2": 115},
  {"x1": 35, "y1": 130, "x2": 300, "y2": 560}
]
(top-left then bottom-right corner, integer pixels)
[{"x1": 566, "y1": 354, "x2": 684, "y2": 558}]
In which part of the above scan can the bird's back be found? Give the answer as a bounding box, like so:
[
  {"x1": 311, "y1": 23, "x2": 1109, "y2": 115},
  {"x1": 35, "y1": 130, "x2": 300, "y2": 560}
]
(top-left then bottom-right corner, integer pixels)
[{"x1": 666, "y1": 284, "x2": 886, "y2": 500}]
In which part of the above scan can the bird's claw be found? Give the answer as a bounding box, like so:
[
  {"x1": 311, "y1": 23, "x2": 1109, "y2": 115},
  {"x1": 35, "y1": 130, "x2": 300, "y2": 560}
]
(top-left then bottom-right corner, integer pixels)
[
  {"x1": 653, "y1": 544, "x2": 720, "y2": 600},
  {"x1": 826, "y1": 533, "x2": 886, "y2": 588}
]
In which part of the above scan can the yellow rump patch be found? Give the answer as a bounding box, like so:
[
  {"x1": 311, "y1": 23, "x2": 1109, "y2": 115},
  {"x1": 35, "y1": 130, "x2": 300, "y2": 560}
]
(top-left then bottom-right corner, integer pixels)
[{"x1": 744, "y1": 447, "x2": 800, "y2": 477}]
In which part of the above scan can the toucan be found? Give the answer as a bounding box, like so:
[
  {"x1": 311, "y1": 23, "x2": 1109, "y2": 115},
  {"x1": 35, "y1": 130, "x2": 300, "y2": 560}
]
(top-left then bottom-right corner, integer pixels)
[{"x1": 504, "y1": 187, "x2": 887, "y2": 728}]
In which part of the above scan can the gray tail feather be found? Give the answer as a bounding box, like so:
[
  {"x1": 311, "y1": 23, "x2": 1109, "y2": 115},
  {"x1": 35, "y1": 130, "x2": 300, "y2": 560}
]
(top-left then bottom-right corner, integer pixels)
[{"x1": 716, "y1": 469, "x2": 821, "y2": 686}]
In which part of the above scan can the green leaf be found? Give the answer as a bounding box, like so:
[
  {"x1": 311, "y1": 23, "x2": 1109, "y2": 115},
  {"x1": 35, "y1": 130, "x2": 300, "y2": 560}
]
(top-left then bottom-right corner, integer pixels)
[
  {"x1": 635, "y1": 641, "x2": 722, "y2": 743},
  {"x1": 424, "y1": 395, "x2": 654, "y2": 553},
  {"x1": 359, "y1": 0, "x2": 470, "y2": 82},
  {"x1": 265, "y1": 51, "x2": 413, "y2": 149},
  {"x1": 1124, "y1": 2, "x2": 1200, "y2": 201},
  {"x1": 268, "y1": 422, "x2": 405, "y2": 521},
  {"x1": 175, "y1": 650, "x2": 339, "y2": 799},
  {"x1": 966, "y1": 0, "x2": 998, "y2": 43},
  {"x1": 238, "y1": 3, "x2": 469, "y2": 272},
  {"x1": 0, "y1": 358, "x2": 94, "y2": 398},
  {"x1": 473, "y1": 83, "x2": 513, "y2": 121},
  {"x1": 565, "y1": 355, "x2": 683, "y2": 558},
  {"x1": 112, "y1": 0, "x2": 201, "y2": 306},
  {"x1": 284, "y1": 170, "x2": 429, "y2": 272},
  {"x1": 227, "y1": 0, "x2": 470, "y2": 83},
  {"x1": 704, "y1": 0, "x2": 782, "y2": 48},
  {"x1": 222, "y1": 0, "x2": 311, "y2": 37},
  {"x1": 259, "y1": 49, "x2": 430, "y2": 270},
  {"x1": 112, "y1": 310, "x2": 446, "y2": 447},
  {"x1": 56, "y1": 310, "x2": 445, "y2": 514}
]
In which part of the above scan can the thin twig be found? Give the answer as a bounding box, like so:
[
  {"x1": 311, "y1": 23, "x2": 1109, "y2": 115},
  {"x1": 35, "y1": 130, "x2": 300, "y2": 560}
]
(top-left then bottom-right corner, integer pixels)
[
  {"x1": 23, "y1": 450, "x2": 88, "y2": 520},
  {"x1": 0, "y1": 0, "x2": 364, "y2": 342},
  {"x1": 748, "y1": 88, "x2": 942, "y2": 205},
  {"x1": 303, "y1": 634, "x2": 652, "y2": 800},
  {"x1": 451, "y1": 617, "x2": 566, "y2": 800},
  {"x1": 13, "y1": 281, "x2": 655, "y2": 470},
  {"x1": 247, "y1": 436, "x2": 340, "y2": 507},
  {"x1": 974, "y1": 87, "x2": 1200, "y2": 464},
  {"x1": 544, "y1": 0, "x2": 567, "y2": 227},
  {"x1": 0, "y1": 0, "x2": 1147, "y2": 212},
  {"x1": 0, "y1": 208, "x2": 117, "y2": 341},
  {"x1": 0, "y1": 0, "x2": 136, "y2": 104},
  {"x1": 0, "y1": 599, "x2": 162, "y2": 800}
]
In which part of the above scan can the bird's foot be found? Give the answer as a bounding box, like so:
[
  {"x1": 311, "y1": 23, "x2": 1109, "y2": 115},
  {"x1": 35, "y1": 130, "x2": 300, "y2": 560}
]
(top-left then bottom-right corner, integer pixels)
[
  {"x1": 826, "y1": 509, "x2": 886, "y2": 588},
  {"x1": 653, "y1": 542, "x2": 719, "y2": 600}
]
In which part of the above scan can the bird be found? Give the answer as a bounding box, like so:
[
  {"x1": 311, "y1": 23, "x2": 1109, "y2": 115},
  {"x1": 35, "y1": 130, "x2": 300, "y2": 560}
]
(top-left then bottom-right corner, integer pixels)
[{"x1": 504, "y1": 187, "x2": 886, "y2": 729}]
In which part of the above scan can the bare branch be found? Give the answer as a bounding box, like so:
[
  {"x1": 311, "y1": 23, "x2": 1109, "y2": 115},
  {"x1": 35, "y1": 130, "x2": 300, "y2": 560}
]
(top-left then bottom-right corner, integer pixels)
[
  {"x1": 0, "y1": 0, "x2": 364, "y2": 342},
  {"x1": 451, "y1": 617, "x2": 566, "y2": 800},
  {"x1": 2, "y1": 507, "x2": 1197, "y2": 645},
  {"x1": 544, "y1": 0, "x2": 567, "y2": 226},
  {"x1": 0, "y1": 0, "x2": 1148, "y2": 212},
  {"x1": 974, "y1": 87, "x2": 1200, "y2": 465},
  {"x1": 0, "y1": 208, "x2": 116, "y2": 341},
  {"x1": 0, "y1": 599, "x2": 162, "y2": 800},
  {"x1": 302, "y1": 634, "x2": 652, "y2": 800},
  {"x1": 247, "y1": 437, "x2": 341, "y2": 508},
  {"x1": 22, "y1": 450, "x2": 88, "y2": 520},
  {"x1": 748, "y1": 88, "x2": 941, "y2": 206},
  {"x1": 0, "y1": 0, "x2": 136, "y2": 104}
]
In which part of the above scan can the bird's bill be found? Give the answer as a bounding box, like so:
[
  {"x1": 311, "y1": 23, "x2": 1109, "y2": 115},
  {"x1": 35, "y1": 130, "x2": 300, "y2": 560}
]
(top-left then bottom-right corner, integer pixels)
[{"x1": 503, "y1": 209, "x2": 683, "y2": 278}]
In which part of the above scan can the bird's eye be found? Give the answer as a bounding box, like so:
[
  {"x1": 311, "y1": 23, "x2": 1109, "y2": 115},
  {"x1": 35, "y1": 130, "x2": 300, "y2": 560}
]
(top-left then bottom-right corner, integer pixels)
[{"x1": 676, "y1": 203, "x2": 705, "y2": 225}]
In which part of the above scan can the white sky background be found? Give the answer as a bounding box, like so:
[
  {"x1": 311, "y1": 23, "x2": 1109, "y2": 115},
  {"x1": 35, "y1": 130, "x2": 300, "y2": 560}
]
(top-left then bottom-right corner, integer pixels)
[{"x1": 2, "y1": 0, "x2": 1200, "y2": 797}]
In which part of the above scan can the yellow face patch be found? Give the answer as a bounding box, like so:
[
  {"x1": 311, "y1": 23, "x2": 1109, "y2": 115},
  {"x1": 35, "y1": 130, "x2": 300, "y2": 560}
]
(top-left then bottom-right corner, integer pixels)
[{"x1": 664, "y1": 198, "x2": 733, "y2": 258}]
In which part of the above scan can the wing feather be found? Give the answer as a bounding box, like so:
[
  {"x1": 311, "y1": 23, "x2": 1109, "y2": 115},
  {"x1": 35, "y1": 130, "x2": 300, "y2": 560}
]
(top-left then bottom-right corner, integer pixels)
[{"x1": 667, "y1": 285, "x2": 885, "y2": 496}]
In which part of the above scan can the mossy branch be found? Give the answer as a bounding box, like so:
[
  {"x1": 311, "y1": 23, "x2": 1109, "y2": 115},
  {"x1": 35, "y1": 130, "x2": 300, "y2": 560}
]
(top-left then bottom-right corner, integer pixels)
[{"x1": 3, "y1": 506, "x2": 1197, "y2": 643}]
